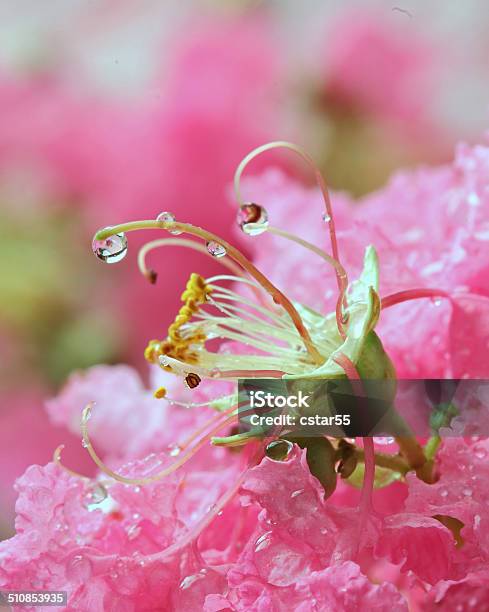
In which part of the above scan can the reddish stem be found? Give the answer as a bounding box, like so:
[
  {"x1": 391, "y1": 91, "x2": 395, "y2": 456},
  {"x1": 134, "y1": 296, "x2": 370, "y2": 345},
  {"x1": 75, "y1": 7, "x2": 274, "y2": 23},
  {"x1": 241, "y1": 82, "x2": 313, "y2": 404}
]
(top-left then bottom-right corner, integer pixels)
[
  {"x1": 381, "y1": 288, "x2": 451, "y2": 310},
  {"x1": 333, "y1": 352, "x2": 374, "y2": 514}
]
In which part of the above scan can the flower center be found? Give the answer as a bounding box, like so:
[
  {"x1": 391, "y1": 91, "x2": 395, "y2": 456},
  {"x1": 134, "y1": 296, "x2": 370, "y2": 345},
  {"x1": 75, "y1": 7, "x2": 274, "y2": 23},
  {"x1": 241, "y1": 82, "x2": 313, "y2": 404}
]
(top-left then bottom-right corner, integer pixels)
[{"x1": 144, "y1": 273, "x2": 211, "y2": 367}]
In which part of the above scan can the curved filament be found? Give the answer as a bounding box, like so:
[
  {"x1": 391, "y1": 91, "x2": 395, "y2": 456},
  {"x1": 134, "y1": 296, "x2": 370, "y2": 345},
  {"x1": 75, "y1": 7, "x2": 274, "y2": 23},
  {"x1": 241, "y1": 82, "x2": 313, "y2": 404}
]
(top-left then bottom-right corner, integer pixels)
[
  {"x1": 138, "y1": 237, "x2": 266, "y2": 306},
  {"x1": 260, "y1": 225, "x2": 349, "y2": 337},
  {"x1": 179, "y1": 404, "x2": 239, "y2": 450},
  {"x1": 233, "y1": 141, "x2": 345, "y2": 300},
  {"x1": 80, "y1": 402, "x2": 239, "y2": 486},
  {"x1": 53, "y1": 444, "x2": 90, "y2": 480}
]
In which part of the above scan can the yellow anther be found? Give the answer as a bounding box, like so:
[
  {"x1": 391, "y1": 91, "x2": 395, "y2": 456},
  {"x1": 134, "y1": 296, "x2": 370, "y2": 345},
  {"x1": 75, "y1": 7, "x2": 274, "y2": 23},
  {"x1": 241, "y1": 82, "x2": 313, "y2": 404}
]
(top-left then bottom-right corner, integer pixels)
[
  {"x1": 153, "y1": 386, "x2": 167, "y2": 399},
  {"x1": 143, "y1": 273, "x2": 211, "y2": 368}
]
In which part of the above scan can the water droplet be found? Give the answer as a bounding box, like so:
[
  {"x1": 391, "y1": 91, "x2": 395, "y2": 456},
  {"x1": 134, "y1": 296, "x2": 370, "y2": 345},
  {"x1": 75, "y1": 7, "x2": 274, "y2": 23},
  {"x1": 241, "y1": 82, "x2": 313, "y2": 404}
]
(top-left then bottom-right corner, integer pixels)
[
  {"x1": 254, "y1": 531, "x2": 272, "y2": 552},
  {"x1": 206, "y1": 241, "x2": 227, "y2": 258},
  {"x1": 431, "y1": 297, "x2": 442, "y2": 307},
  {"x1": 81, "y1": 439, "x2": 89, "y2": 448},
  {"x1": 320, "y1": 527, "x2": 328, "y2": 535},
  {"x1": 127, "y1": 525, "x2": 141, "y2": 540},
  {"x1": 265, "y1": 439, "x2": 294, "y2": 461},
  {"x1": 463, "y1": 487, "x2": 472, "y2": 497},
  {"x1": 475, "y1": 447, "x2": 487, "y2": 460},
  {"x1": 237, "y1": 203, "x2": 268, "y2": 236},
  {"x1": 168, "y1": 443, "x2": 182, "y2": 457},
  {"x1": 66, "y1": 554, "x2": 92, "y2": 582},
  {"x1": 440, "y1": 488, "x2": 448, "y2": 498},
  {"x1": 92, "y1": 231, "x2": 128, "y2": 263},
  {"x1": 156, "y1": 211, "x2": 182, "y2": 235},
  {"x1": 322, "y1": 212, "x2": 331, "y2": 223},
  {"x1": 291, "y1": 489, "x2": 304, "y2": 498},
  {"x1": 85, "y1": 483, "x2": 108, "y2": 505},
  {"x1": 180, "y1": 569, "x2": 207, "y2": 590},
  {"x1": 374, "y1": 436, "x2": 395, "y2": 446}
]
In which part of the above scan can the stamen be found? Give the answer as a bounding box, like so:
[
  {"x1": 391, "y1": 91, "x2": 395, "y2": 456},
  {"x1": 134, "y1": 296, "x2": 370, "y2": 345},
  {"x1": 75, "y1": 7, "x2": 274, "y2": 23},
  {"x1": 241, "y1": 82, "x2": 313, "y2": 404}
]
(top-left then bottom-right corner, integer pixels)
[
  {"x1": 249, "y1": 224, "x2": 349, "y2": 338},
  {"x1": 159, "y1": 394, "x2": 237, "y2": 410},
  {"x1": 185, "y1": 373, "x2": 201, "y2": 389},
  {"x1": 80, "y1": 402, "x2": 241, "y2": 485},
  {"x1": 154, "y1": 387, "x2": 167, "y2": 399},
  {"x1": 233, "y1": 141, "x2": 345, "y2": 301},
  {"x1": 179, "y1": 404, "x2": 240, "y2": 450},
  {"x1": 160, "y1": 354, "x2": 286, "y2": 380},
  {"x1": 53, "y1": 444, "x2": 90, "y2": 481},
  {"x1": 138, "y1": 237, "x2": 245, "y2": 283},
  {"x1": 94, "y1": 220, "x2": 324, "y2": 364}
]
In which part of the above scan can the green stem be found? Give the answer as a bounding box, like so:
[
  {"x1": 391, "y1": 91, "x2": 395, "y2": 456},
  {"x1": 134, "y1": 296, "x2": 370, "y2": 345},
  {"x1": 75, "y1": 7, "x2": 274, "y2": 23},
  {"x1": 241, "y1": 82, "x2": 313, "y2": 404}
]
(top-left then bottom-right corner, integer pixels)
[{"x1": 425, "y1": 435, "x2": 441, "y2": 461}]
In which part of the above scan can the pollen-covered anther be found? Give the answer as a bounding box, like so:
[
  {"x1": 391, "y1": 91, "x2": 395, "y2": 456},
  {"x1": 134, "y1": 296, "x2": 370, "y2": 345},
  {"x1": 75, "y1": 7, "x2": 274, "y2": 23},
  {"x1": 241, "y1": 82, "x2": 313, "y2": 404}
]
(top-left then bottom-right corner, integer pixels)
[
  {"x1": 153, "y1": 386, "x2": 167, "y2": 399},
  {"x1": 185, "y1": 373, "x2": 201, "y2": 389},
  {"x1": 144, "y1": 273, "x2": 211, "y2": 367}
]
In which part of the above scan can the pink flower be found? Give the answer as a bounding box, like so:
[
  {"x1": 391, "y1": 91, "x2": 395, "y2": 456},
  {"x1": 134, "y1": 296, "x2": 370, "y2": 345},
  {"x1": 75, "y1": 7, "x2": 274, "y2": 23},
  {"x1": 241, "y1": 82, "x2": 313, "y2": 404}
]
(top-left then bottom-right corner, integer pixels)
[
  {"x1": 239, "y1": 136, "x2": 489, "y2": 378},
  {"x1": 2, "y1": 136, "x2": 489, "y2": 609}
]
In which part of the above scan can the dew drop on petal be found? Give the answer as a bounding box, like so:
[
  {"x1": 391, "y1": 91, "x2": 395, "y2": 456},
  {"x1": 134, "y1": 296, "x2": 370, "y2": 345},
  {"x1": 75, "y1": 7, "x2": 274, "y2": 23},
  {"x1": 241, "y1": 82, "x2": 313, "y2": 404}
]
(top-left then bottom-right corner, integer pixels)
[
  {"x1": 322, "y1": 212, "x2": 331, "y2": 223},
  {"x1": 206, "y1": 241, "x2": 227, "y2": 258},
  {"x1": 156, "y1": 211, "x2": 182, "y2": 235},
  {"x1": 127, "y1": 525, "x2": 141, "y2": 541},
  {"x1": 291, "y1": 488, "x2": 304, "y2": 498},
  {"x1": 92, "y1": 231, "x2": 128, "y2": 263},
  {"x1": 254, "y1": 531, "x2": 272, "y2": 553},
  {"x1": 374, "y1": 436, "x2": 395, "y2": 446},
  {"x1": 265, "y1": 439, "x2": 294, "y2": 461},
  {"x1": 168, "y1": 443, "x2": 182, "y2": 457},
  {"x1": 237, "y1": 203, "x2": 268, "y2": 236},
  {"x1": 475, "y1": 447, "x2": 487, "y2": 460},
  {"x1": 81, "y1": 439, "x2": 89, "y2": 448},
  {"x1": 179, "y1": 569, "x2": 207, "y2": 590},
  {"x1": 440, "y1": 488, "x2": 449, "y2": 498},
  {"x1": 66, "y1": 554, "x2": 93, "y2": 582},
  {"x1": 87, "y1": 483, "x2": 108, "y2": 505}
]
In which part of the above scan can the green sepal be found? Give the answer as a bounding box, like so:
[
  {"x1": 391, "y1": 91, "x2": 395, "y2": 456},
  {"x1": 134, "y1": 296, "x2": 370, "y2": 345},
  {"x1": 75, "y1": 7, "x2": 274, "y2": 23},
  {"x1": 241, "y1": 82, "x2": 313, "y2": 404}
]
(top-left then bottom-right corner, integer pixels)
[{"x1": 285, "y1": 246, "x2": 393, "y2": 381}]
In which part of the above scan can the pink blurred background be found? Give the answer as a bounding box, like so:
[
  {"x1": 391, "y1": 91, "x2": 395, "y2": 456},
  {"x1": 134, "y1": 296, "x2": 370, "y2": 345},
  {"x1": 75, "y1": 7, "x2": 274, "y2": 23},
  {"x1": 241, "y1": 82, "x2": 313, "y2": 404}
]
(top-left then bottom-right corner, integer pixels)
[{"x1": 1, "y1": 0, "x2": 489, "y2": 538}]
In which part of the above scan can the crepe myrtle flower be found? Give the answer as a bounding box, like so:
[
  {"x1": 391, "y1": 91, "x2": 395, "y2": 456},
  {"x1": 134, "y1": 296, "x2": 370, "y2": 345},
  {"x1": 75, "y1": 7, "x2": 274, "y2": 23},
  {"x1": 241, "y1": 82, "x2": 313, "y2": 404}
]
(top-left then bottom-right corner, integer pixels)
[{"x1": 63, "y1": 142, "x2": 472, "y2": 520}]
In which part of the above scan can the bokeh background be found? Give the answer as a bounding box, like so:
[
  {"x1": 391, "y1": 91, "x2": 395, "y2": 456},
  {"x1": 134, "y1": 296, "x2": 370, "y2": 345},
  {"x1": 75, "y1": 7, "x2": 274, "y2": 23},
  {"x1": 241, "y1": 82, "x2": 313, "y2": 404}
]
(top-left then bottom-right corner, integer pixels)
[{"x1": 1, "y1": 0, "x2": 489, "y2": 539}]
